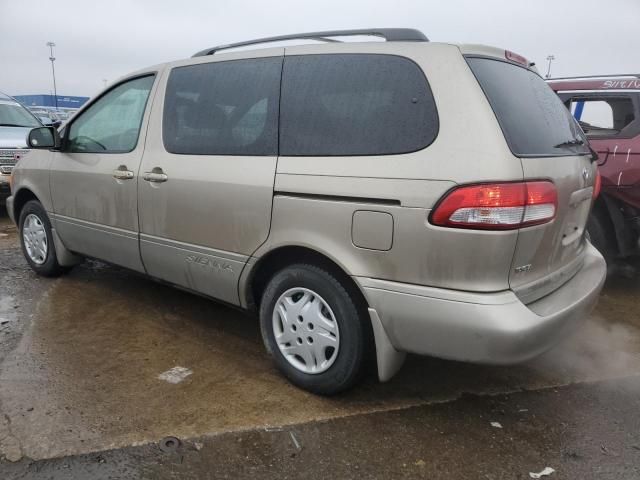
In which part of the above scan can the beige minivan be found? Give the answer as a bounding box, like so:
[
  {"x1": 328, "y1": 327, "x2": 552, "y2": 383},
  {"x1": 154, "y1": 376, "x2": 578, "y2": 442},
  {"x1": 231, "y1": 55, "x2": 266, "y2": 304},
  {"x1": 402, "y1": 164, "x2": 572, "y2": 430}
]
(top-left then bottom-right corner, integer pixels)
[{"x1": 7, "y1": 29, "x2": 606, "y2": 394}]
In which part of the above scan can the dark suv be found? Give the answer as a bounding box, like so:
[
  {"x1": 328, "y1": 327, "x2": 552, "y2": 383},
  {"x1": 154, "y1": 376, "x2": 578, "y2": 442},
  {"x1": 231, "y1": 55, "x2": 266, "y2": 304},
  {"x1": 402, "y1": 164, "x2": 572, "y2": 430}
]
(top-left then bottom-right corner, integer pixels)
[{"x1": 549, "y1": 75, "x2": 640, "y2": 261}]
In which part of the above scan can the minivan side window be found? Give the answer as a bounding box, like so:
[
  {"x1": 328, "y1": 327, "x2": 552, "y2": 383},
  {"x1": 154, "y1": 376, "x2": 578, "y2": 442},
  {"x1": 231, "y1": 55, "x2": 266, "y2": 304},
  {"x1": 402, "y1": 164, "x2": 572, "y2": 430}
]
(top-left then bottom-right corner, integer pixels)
[
  {"x1": 568, "y1": 96, "x2": 636, "y2": 138},
  {"x1": 68, "y1": 75, "x2": 155, "y2": 153},
  {"x1": 280, "y1": 54, "x2": 438, "y2": 156},
  {"x1": 163, "y1": 57, "x2": 282, "y2": 156}
]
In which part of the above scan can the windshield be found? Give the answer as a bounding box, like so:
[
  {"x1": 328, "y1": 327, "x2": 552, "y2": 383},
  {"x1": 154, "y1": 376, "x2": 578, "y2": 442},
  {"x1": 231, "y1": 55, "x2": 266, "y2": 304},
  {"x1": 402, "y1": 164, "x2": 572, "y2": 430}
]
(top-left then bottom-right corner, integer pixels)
[
  {"x1": 466, "y1": 57, "x2": 590, "y2": 157},
  {"x1": 0, "y1": 102, "x2": 42, "y2": 128}
]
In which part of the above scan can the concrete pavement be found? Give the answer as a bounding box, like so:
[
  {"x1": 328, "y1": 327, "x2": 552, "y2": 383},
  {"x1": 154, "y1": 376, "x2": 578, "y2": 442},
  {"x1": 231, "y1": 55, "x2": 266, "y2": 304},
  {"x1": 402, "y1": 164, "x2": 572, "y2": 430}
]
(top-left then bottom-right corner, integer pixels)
[{"x1": 1, "y1": 208, "x2": 639, "y2": 478}]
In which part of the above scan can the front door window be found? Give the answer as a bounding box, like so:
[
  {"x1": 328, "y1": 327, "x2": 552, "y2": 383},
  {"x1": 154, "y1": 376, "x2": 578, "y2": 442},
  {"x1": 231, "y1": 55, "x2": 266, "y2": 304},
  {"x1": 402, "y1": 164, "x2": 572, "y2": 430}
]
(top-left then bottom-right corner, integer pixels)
[{"x1": 68, "y1": 75, "x2": 155, "y2": 153}]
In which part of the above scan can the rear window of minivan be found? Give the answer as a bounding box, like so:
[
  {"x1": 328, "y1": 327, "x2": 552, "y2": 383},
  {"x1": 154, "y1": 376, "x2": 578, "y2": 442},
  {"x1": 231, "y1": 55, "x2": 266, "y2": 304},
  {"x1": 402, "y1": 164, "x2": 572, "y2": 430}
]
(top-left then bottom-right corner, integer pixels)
[
  {"x1": 280, "y1": 54, "x2": 438, "y2": 156},
  {"x1": 466, "y1": 57, "x2": 590, "y2": 157}
]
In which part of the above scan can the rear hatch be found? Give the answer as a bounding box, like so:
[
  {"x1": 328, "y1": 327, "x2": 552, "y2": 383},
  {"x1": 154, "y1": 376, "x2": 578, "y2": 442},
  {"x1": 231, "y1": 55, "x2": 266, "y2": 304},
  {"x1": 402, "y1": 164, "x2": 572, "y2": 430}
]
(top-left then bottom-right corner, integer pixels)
[{"x1": 466, "y1": 53, "x2": 597, "y2": 304}]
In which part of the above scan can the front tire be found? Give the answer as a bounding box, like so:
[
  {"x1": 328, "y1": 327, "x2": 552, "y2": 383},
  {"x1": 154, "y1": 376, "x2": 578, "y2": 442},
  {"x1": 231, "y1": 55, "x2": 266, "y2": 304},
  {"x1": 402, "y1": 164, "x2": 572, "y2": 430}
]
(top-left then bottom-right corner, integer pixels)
[
  {"x1": 259, "y1": 264, "x2": 368, "y2": 395},
  {"x1": 19, "y1": 200, "x2": 68, "y2": 277}
]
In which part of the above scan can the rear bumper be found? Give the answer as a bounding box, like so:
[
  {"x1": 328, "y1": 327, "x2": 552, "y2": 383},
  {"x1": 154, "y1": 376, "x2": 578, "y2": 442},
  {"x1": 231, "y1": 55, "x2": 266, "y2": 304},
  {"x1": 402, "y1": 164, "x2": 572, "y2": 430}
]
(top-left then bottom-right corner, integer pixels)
[{"x1": 357, "y1": 242, "x2": 606, "y2": 364}]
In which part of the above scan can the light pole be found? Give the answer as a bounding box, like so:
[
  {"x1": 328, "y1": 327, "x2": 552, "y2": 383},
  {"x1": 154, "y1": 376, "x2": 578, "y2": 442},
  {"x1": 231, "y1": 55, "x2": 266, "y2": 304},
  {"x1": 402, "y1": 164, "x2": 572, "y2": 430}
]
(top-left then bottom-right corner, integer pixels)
[
  {"x1": 46, "y1": 41, "x2": 58, "y2": 111},
  {"x1": 545, "y1": 54, "x2": 555, "y2": 79}
]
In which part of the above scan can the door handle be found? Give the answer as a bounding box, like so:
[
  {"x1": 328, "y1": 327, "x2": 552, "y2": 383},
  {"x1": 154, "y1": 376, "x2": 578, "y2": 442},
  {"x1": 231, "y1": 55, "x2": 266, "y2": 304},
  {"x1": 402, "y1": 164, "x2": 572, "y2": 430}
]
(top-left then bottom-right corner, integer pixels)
[
  {"x1": 143, "y1": 168, "x2": 168, "y2": 183},
  {"x1": 112, "y1": 166, "x2": 134, "y2": 180}
]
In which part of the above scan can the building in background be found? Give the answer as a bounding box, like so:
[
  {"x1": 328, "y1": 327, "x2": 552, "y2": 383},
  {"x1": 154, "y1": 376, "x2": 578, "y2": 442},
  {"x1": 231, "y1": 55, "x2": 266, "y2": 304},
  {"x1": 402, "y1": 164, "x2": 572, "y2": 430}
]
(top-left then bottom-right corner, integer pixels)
[
  {"x1": 12, "y1": 94, "x2": 89, "y2": 123},
  {"x1": 13, "y1": 94, "x2": 89, "y2": 111}
]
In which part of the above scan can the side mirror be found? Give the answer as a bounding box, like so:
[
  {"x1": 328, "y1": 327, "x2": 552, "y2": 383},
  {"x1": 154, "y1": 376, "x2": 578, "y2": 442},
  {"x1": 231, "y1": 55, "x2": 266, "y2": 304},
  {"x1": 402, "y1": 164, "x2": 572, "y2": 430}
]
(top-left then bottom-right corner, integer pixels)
[
  {"x1": 52, "y1": 120, "x2": 62, "y2": 129},
  {"x1": 27, "y1": 126, "x2": 61, "y2": 149}
]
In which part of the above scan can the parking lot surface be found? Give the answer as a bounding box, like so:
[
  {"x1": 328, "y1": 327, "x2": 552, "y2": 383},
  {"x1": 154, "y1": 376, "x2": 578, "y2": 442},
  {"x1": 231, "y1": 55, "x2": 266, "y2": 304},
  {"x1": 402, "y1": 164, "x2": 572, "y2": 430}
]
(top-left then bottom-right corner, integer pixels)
[{"x1": 1, "y1": 208, "x2": 639, "y2": 479}]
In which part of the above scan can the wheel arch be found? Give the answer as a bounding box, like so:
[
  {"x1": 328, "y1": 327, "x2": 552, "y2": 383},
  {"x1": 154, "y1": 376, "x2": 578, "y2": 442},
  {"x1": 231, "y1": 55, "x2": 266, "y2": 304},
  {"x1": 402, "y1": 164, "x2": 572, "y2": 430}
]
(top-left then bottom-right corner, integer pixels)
[
  {"x1": 242, "y1": 244, "x2": 369, "y2": 315},
  {"x1": 11, "y1": 187, "x2": 40, "y2": 224}
]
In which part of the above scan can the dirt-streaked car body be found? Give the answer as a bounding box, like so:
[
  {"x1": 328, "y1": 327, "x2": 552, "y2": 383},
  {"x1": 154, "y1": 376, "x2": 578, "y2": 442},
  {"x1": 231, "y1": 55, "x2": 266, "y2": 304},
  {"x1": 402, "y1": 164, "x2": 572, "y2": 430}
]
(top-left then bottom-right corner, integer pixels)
[{"x1": 7, "y1": 29, "x2": 606, "y2": 394}]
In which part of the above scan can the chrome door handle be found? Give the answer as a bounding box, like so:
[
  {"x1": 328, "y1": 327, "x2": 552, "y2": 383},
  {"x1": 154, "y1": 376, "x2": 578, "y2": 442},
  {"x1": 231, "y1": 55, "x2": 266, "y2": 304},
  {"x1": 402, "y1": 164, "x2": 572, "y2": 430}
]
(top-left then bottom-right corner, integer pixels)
[
  {"x1": 143, "y1": 169, "x2": 168, "y2": 183},
  {"x1": 113, "y1": 167, "x2": 134, "y2": 180}
]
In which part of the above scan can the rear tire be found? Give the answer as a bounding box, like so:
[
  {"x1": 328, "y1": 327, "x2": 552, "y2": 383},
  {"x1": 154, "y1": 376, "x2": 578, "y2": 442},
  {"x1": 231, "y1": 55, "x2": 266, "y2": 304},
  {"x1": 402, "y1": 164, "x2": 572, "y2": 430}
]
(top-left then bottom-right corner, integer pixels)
[
  {"x1": 19, "y1": 200, "x2": 69, "y2": 277},
  {"x1": 586, "y1": 211, "x2": 615, "y2": 263},
  {"x1": 259, "y1": 264, "x2": 368, "y2": 395}
]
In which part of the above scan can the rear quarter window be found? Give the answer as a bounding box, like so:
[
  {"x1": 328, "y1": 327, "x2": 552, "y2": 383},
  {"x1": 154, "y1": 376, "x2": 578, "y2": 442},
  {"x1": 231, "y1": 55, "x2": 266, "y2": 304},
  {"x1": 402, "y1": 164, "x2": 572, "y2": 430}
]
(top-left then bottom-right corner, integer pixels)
[
  {"x1": 467, "y1": 57, "x2": 589, "y2": 157},
  {"x1": 280, "y1": 54, "x2": 438, "y2": 156}
]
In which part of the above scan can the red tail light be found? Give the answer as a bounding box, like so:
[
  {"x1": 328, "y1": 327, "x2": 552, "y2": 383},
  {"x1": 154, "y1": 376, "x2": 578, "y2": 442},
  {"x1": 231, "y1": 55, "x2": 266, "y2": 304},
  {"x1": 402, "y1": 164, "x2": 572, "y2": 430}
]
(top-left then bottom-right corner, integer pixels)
[
  {"x1": 431, "y1": 181, "x2": 558, "y2": 230},
  {"x1": 593, "y1": 169, "x2": 601, "y2": 199}
]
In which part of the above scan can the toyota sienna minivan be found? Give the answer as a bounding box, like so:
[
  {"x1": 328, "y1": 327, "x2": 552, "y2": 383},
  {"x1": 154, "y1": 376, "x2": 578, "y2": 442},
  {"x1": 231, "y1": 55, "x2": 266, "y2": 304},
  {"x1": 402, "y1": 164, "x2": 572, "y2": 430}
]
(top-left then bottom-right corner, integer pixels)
[{"x1": 7, "y1": 29, "x2": 606, "y2": 394}]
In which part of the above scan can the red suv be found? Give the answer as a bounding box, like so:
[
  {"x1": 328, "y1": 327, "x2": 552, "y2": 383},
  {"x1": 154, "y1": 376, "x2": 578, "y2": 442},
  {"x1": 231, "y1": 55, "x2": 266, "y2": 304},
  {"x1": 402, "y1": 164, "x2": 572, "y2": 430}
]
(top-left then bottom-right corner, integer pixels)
[{"x1": 549, "y1": 75, "x2": 640, "y2": 262}]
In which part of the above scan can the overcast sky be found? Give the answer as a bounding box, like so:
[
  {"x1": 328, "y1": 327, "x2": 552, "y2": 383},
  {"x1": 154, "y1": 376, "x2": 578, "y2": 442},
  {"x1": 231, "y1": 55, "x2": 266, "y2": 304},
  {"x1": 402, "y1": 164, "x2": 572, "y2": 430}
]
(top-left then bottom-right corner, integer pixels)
[{"x1": 1, "y1": 0, "x2": 638, "y2": 98}]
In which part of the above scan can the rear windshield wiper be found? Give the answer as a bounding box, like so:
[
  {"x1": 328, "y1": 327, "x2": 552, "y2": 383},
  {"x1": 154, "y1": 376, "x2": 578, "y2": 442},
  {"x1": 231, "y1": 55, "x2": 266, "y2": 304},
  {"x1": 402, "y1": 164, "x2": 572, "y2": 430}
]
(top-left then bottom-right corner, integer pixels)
[
  {"x1": 0, "y1": 123, "x2": 27, "y2": 127},
  {"x1": 554, "y1": 139, "x2": 585, "y2": 148}
]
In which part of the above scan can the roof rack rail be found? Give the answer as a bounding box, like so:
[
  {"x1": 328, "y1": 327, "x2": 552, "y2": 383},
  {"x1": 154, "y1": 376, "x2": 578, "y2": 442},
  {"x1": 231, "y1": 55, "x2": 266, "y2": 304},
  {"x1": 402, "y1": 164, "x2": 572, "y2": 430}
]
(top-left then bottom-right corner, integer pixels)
[
  {"x1": 549, "y1": 74, "x2": 640, "y2": 81},
  {"x1": 192, "y1": 28, "x2": 428, "y2": 57}
]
